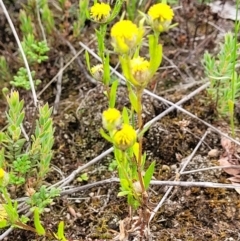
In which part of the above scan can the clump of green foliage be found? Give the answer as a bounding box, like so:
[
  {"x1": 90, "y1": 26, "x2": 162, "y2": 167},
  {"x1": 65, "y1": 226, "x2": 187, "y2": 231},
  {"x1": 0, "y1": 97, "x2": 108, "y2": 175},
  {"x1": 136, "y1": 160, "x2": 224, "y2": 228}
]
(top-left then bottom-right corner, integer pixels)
[
  {"x1": 87, "y1": 0, "x2": 175, "y2": 239},
  {"x1": 203, "y1": 31, "x2": 240, "y2": 136},
  {"x1": 0, "y1": 91, "x2": 64, "y2": 239},
  {"x1": 10, "y1": 67, "x2": 41, "y2": 90}
]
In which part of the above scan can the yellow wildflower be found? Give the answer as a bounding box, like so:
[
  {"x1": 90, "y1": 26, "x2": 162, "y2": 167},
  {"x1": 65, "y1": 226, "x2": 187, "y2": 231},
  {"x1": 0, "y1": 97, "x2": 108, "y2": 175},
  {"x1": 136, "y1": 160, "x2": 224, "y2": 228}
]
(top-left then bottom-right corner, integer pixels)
[
  {"x1": 91, "y1": 64, "x2": 104, "y2": 81},
  {"x1": 0, "y1": 169, "x2": 4, "y2": 179},
  {"x1": 111, "y1": 20, "x2": 143, "y2": 54},
  {"x1": 90, "y1": 2, "x2": 111, "y2": 22},
  {"x1": 113, "y1": 124, "x2": 137, "y2": 150},
  {"x1": 0, "y1": 168, "x2": 9, "y2": 187},
  {"x1": 102, "y1": 108, "x2": 122, "y2": 131},
  {"x1": 148, "y1": 3, "x2": 174, "y2": 32},
  {"x1": 130, "y1": 56, "x2": 150, "y2": 87}
]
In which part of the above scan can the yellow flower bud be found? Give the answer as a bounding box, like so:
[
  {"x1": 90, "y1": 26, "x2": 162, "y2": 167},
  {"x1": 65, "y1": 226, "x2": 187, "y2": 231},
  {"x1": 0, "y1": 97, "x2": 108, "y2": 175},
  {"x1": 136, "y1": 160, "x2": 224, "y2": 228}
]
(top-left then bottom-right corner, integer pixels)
[
  {"x1": 130, "y1": 56, "x2": 150, "y2": 87},
  {"x1": 133, "y1": 181, "x2": 142, "y2": 194},
  {"x1": 91, "y1": 64, "x2": 104, "y2": 81},
  {"x1": 148, "y1": 3, "x2": 174, "y2": 33},
  {"x1": 102, "y1": 108, "x2": 122, "y2": 131},
  {"x1": 90, "y1": 2, "x2": 111, "y2": 22},
  {"x1": 0, "y1": 168, "x2": 4, "y2": 179},
  {"x1": 113, "y1": 124, "x2": 137, "y2": 150},
  {"x1": 111, "y1": 20, "x2": 143, "y2": 54},
  {"x1": 0, "y1": 168, "x2": 9, "y2": 187}
]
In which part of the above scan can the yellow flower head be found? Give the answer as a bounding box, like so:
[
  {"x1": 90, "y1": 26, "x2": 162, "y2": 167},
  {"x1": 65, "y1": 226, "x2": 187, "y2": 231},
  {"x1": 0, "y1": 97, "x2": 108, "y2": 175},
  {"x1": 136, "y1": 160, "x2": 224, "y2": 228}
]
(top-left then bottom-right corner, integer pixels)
[
  {"x1": 130, "y1": 57, "x2": 150, "y2": 86},
  {"x1": 0, "y1": 168, "x2": 4, "y2": 179},
  {"x1": 102, "y1": 108, "x2": 122, "y2": 131},
  {"x1": 113, "y1": 124, "x2": 137, "y2": 150},
  {"x1": 91, "y1": 64, "x2": 104, "y2": 81},
  {"x1": 90, "y1": 2, "x2": 111, "y2": 22},
  {"x1": 148, "y1": 3, "x2": 174, "y2": 32},
  {"x1": 111, "y1": 20, "x2": 143, "y2": 54},
  {"x1": 0, "y1": 168, "x2": 9, "y2": 187}
]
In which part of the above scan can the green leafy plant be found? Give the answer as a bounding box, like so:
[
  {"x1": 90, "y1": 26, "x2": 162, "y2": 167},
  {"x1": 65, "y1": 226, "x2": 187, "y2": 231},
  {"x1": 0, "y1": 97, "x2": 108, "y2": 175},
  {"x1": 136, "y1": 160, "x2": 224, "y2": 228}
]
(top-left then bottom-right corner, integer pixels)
[
  {"x1": 73, "y1": 0, "x2": 89, "y2": 37},
  {"x1": 10, "y1": 67, "x2": 41, "y2": 90},
  {"x1": 108, "y1": 159, "x2": 118, "y2": 171},
  {"x1": 34, "y1": 207, "x2": 46, "y2": 236},
  {"x1": 39, "y1": 0, "x2": 55, "y2": 34},
  {"x1": 19, "y1": 9, "x2": 34, "y2": 36},
  {"x1": 10, "y1": 154, "x2": 31, "y2": 185},
  {"x1": 9, "y1": 25, "x2": 49, "y2": 91},
  {"x1": 0, "y1": 91, "x2": 60, "y2": 234},
  {"x1": 77, "y1": 173, "x2": 89, "y2": 182},
  {"x1": 87, "y1": 1, "x2": 175, "y2": 238},
  {"x1": 1, "y1": 7, "x2": 50, "y2": 91},
  {"x1": 28, "y1": 186, "x2": 60, "y2": 213},
  {"x1": 54, "y1": 221, "x2": 68, "y2": 241},
  {"x1": 0, "y1": 56, "x2": 12, "y2": 82},
  {"x1": 203, "y1": 31, "x2": 240, "y2": 135},
  {"x1": 21, "y1": 34, "x2": 49, "y2": 64},
  {"x1": 125, "y1": 0, "x2": 139, "y2": 21},
  {"x1": 202, "y1": 0, "x2": 240, "y2": 137},
  {"x1": 0, "y1": 90, "x2": 55, "y2": 187}
]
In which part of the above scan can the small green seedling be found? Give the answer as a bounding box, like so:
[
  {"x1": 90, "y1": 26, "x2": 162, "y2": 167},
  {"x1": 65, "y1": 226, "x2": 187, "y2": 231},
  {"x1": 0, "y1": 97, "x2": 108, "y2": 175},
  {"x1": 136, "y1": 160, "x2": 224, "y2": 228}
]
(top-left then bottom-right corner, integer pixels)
[
  {"x1": 10, "y1": 67, "x2": 41, "y2": 90},
  {"x1": 77, "y1": 173, "x2": 89, "y2": 182},
  {"x1": 21, "y1": 34, "x2": 49, "y2": 64}
]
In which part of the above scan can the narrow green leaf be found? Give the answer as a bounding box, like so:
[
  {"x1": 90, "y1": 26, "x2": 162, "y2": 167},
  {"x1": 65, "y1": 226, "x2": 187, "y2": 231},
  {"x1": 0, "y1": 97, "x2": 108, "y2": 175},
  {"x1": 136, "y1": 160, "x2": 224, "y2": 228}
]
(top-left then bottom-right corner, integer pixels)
[
  {"x1": 16, "y1": 113, "x2": 25, "y2": 126},
  {"x1": 138, "y1": 123, "x2": 151, "y2": 139},
  {"x1": 132, "y1": 142, "x2": 139, "y2": 160},
  {"x1": 118, "y1": 190, "x2": 129, "y2": 197},
  {"x1": 141, "y1": 152, "x2": 147, "y2": 168},
  {"x1": 109, "y1": 80, "x2": 119, "y2": 108},
  {"x1": 122, "y1": 107, "x2": 129, "y2": 124},
  {"x1": 114, "y1": 148, "x2": 122, "y2": 163},
  {"x1": 119, "y1": 178, "x2": 130, "y2": 191},
  {"x1": 120, "y1": 56, "x2": 131, "y2": 80},
  {"x1": 85, "y1": 51, "x2": 91, "y2": 74},
  {"x1": 0, "y1": 133, "x2": 7, "y2": 143},
  {"x1": 96, "y1": 29, "x2": 104, "y2": 57},
  {"x1": 99, "y1": 128, "x2": 112, "y2": 143},
  {"x1": 143, "y1": 161, "x2": 155, "y2": 190},
  {"x1": 149, "y1": 35, "x2": 162, "y2": 74},
  {"x1": 107, "y1": 0, "x2": 124, "y2": 23},
  {"x1": 128, "y1": 88, "x2": 138, "y2": 112},
  {"x1": 103, "y1": 54, "x2": 110, "y2": 85},
  {"x1": 34, "y1": 208, "x2": 45, "y2": 236},
  {"x1": 57, "y1": 221, "x2": 67, "y2": 241},
  {"x1": 127, "y1": 194, "x2": 140, "y2": 209}
]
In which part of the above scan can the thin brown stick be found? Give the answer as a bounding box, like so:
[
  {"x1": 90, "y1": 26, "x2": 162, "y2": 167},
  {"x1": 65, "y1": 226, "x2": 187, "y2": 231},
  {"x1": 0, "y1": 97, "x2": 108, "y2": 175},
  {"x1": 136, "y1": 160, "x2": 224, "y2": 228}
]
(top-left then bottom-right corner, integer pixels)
[{"x1": 59, "y1": 177, "x2": 240, "y2": 196}]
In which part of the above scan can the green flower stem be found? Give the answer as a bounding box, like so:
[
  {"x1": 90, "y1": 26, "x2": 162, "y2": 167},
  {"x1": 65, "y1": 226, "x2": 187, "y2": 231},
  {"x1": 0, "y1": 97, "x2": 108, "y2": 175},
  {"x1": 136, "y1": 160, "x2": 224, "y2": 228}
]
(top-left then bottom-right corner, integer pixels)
[
  {"x1": 97, "y1": 24, "x2": 111, "y2": 95},
  {"x1": 97, "y1": 24, "x2": 107, "y2": 60},
  {"x1": 119, "y1": 151, "x2": 139, "y2": 201},
  {"x1": 121, "y1": 151, "x2": 134, "y2": 193},
  {"x1": 136, "y1": 88, "x2": 150, "y2": 238},
  {"x1": 136, "y1": 89, "x2": 145, "y2": 195}
]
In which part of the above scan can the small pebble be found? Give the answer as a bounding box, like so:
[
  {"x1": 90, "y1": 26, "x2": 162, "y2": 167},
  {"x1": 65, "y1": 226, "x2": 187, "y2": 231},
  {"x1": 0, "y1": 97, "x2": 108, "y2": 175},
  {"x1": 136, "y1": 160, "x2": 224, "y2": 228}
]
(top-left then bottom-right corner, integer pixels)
[{"x1": 208, "y1": 149, "x2": 219, "y2": 158}]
